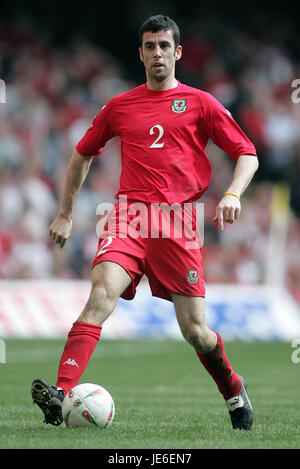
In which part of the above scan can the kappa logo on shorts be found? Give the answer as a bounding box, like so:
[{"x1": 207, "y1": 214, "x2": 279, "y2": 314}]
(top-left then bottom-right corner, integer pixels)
[
  {"x1": 171, "y1": 99, "x2": 187, "y2": 113},
  {"x1": 186, "y1": 269, "x2": 198, "y2": 284}
]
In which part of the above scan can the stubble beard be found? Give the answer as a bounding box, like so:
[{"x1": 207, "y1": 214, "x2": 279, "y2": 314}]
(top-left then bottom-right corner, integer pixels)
[{"x1": 149, "y1": 66, "x2": 171, "y2": 83}]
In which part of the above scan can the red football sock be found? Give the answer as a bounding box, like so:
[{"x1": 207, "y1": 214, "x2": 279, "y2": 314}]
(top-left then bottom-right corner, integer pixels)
[
  {"x1": 195, "y1": 331, "x2": 241, "y2": 400},
  {"x1": 56, "y1": 321, "x2": 102, "y2": 395}
]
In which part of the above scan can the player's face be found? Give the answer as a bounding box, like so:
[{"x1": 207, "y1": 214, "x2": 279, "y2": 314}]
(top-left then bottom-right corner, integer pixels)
[{"x1": 139, "y1": 29, "x2": 182, "y2": 83}]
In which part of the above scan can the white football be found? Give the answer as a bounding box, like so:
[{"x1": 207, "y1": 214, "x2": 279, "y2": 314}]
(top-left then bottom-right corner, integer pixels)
[{"x1": 62, "y1": 383, "x2": 115, "y2": 429}]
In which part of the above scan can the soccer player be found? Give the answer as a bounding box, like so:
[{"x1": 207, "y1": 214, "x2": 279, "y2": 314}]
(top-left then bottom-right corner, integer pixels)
[{"x1": 32, "y1": 15, "x2": 258, "y2": 430}]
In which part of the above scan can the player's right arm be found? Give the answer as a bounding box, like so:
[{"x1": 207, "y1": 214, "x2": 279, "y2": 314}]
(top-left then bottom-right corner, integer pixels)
[
  {"x1": 49, "y1": 150, "x2": 93, "y2": 248},
  {"x1": 50, "y1": 99, "x2": 117, "y2": 248}
]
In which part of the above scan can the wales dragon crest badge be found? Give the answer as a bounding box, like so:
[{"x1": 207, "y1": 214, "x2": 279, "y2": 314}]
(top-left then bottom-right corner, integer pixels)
[
  {"x1": 171, "y1": 99, "x2": 187, "y2": 113},
  {"x1": 186, "y1": 269, "x2": 198, "y2": 284}
]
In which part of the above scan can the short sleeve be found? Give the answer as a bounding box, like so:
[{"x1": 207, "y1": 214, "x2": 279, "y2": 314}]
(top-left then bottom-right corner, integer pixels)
[
  {"x1": 76, "y1": 100, "x2": 116, "y2": 157},
  {"x1": 202, "y1": 92, "x2": 257, "y2": 160}
]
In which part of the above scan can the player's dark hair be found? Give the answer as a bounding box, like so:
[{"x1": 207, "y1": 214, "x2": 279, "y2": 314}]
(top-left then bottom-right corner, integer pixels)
[{"x1": 139, "y1": 15, "x2": 180, "y2": 49}]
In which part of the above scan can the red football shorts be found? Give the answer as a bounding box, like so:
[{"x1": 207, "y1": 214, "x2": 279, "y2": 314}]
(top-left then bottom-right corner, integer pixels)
[{"x1": 92, "y1": 199, "x2": 205, "y2": 302}]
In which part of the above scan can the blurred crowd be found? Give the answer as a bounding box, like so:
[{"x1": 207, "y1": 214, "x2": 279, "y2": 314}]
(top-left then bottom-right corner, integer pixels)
[{"x1": 0, "y1": 19, "x2": 299, "y2": 304}]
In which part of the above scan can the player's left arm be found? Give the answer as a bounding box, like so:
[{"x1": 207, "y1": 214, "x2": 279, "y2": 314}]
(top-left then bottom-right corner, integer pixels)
[
  {"x1": 213, "y1": 154, "x2": 259, "y2": 231},
  {"x1": 203, "y1": 93, "x2": 259, "y2": 231}
]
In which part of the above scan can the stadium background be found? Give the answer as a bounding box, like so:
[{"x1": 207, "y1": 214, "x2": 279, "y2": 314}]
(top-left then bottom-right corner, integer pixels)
[{"x1": 0, "y1": 0, "x2": 300, "y2": 341}]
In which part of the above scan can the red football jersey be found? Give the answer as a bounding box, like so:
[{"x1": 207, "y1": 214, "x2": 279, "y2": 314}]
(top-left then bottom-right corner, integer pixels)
[{"x1": 76, "y1": 81, "x2": 257, "y2": 204}]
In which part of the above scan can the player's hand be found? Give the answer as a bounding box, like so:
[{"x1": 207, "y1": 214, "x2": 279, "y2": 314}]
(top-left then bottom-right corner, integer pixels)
[
  {"x1": 212, "y1": 194, "x2": 241, "y2": 231},
  {"x1": 49, "y1": 213, "x2": 73, "y2": 248}
]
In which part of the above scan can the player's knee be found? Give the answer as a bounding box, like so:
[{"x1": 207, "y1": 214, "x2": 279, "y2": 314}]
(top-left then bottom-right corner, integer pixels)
[
  {"x1": 182, "y1": 324, "x2": 211, "y2": 353},
  {"x1": 89, "y1": 284, "x2": 116, "y2": 313},
  {"x1": 79, "y1": 284, "x2": 117, "y2": 325}
]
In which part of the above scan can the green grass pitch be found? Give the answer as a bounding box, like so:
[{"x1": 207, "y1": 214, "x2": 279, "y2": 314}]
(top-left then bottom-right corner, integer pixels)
[{"x1": 0, "y1": 338, "x2": 299, "y2": 449}]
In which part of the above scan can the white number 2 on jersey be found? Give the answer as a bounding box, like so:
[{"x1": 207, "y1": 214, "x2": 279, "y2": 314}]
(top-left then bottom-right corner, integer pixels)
[{"x1": 149, "y1": 124, "x2": 165, "y2": 148}]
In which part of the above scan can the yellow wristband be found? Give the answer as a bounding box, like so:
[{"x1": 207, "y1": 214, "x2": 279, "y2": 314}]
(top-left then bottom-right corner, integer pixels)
[{"x1": 224, "y1": 191, "x2": 240, "y2": 199}]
